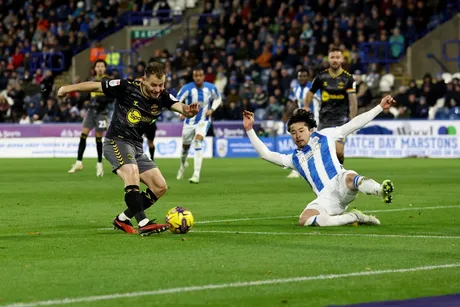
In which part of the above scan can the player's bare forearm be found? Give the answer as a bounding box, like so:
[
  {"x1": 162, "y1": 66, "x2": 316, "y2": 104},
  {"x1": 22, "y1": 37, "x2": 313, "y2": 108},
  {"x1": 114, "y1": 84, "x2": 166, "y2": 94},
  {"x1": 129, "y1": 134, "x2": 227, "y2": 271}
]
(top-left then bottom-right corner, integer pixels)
[
  {"x1": 172, "y1": 102, "x2": 197, "y2": 118},
  {"x1": 58, "y1": 82, "x2": 102, "y2": 97},
  {"x1": 303, "y1": 92, "x2": 314, "y2": 110},
  {"x1": 348, "y1": 93, "x2": 358, "y2": 119}
]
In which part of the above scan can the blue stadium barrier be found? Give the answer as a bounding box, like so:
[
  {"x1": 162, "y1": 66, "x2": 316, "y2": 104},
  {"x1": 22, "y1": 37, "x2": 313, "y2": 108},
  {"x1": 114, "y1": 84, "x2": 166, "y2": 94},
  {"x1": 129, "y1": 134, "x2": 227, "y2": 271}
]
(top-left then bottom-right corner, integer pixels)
[
  {"x1": 358, "y1": 42, "x2": 405, "y2": 72},
  {"x1": 442, "y1": 40, "x2": 460, "y2": 69},
  {"x1": 29, "y1": 52, "x2": 65, "y2": 73}
]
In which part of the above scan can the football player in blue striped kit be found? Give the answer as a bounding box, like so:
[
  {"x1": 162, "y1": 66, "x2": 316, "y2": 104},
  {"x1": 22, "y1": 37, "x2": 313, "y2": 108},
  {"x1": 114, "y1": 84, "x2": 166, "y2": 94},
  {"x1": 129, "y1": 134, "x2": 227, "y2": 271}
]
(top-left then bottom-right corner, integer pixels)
[
  {"x1": 175, "y1": 67, "x2": 222, "y2": 184},
  {"x1": 243, "y1": 95, "x2": 396, "y2": 227},
  {"x1": 287, "y1": 68, "x2": 321, "y2": 179}
]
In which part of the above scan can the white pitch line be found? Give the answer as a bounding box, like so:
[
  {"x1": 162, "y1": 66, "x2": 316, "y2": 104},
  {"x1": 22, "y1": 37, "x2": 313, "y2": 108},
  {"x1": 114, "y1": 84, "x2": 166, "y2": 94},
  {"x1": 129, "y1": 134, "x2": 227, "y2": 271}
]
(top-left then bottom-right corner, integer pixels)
[
  {"x1": 196, "y1": 205, "x2": 460, "y2": 224},
  {"x1": 2, "y1": 263, "x2": 459, "y2": 307},
  {"x1": 192, "y1": 230, "x2": 460, "y2": 239}
]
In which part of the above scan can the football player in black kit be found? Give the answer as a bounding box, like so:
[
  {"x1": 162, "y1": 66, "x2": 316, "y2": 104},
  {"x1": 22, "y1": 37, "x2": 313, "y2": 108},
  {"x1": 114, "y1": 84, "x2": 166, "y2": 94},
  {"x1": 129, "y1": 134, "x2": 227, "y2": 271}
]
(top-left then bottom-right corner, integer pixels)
[
  {"x1": 58, "y1": 62, "x2": 199, "y2": 236},
  {"x1": 68, "y1": 60, "x2": 113, "y2": 177},
  {"x1": 304, "y1": 48, "x2": 358, "y2": 165}
]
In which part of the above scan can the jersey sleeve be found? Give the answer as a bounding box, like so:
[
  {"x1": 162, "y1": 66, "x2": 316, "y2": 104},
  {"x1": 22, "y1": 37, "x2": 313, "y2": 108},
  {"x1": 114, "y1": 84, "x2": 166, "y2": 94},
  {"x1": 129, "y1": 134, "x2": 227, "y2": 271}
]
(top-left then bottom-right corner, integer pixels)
[
  {"x1": 212, "y1": 85, "x2": 221, "y2": 100},
  {"x1": 101, "y1": 79, "x2": 128, "y2": 98},
  {"x1": 163, "y1": 92, "x2": 179, "y2": 110},
  {"x1": 176, "y1": 86, "x2": 189, "y2": 103},
  {"x1": 309, "y1": 75, "x2": 322, "y2": 94},
  {"x1": 346, "y1": 75, "x2": 356, "y2": 94}
]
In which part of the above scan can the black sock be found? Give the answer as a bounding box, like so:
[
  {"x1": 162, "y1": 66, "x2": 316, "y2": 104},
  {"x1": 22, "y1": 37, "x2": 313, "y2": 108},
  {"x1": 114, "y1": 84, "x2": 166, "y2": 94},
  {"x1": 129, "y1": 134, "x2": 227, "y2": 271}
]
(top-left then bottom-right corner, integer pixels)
[
  {"x1": 123, "y1": 185, "x2": 143, "y2": 218},
  {"x1": 77, "y1": 133, "x2": 88, "y2": 161},
  {"x1": 149, "y1": 145, "x2": 155, "y2": 160},
  {"x1": 96, "y1": 137, "x2": 103, "y2": 163},
  {"x1": 124, "y1": 189, "x2": 158, "y2": 222}
]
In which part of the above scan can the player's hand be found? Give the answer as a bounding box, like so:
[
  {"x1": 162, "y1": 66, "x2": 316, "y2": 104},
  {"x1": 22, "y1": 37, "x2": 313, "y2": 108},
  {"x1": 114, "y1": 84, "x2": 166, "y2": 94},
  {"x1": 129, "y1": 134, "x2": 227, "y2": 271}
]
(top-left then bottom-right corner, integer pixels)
[
  {"x1": 379, "y1": 95, "x2": 396, "y2": 110},
  {"x1": 242, "y1": 110, "x2": 255, "y2": 131},
  {"x1": 57, "y1": 86, "x2": 68, "y2": 98},
  {"x1": 205, "y1": 109, "x2": 214, "y2": 117},
  {"x1": 183, "y1": 102, "x2": 199, "y2": 117},
  {"x1": 179, "y1": 114, "x2": 185, "y2": 120}
]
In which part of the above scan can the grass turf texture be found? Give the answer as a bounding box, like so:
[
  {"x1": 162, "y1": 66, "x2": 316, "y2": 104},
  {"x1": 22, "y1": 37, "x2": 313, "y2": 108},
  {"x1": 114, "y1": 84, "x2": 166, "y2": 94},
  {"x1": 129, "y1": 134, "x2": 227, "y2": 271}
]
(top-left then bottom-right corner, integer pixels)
[{"x1": 0, "y1": 158, "x2": 459, "y2": 307}]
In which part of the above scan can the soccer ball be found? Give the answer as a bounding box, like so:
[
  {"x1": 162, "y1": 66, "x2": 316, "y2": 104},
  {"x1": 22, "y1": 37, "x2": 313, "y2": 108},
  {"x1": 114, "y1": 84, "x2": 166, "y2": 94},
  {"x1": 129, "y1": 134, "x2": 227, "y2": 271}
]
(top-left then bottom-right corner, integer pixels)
[{"x1": 165, "y1": 206, "x2": 194, "y2": 234}]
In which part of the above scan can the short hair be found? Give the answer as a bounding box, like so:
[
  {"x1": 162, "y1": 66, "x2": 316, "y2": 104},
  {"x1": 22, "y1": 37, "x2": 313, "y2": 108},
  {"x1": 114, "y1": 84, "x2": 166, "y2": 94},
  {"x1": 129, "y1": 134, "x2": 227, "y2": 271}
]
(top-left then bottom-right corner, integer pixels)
[
  {"x1": 329, "y1": 47, "x2": 342, "y2": 54},
  {"x1": 287, "y1": 109, "x2": 317, "y2": 132},
  {"x1": 145, "y1": 62, "x2": 166, "y2": 79},
  {"x1": 93, "y1": 59, "x2": 107, "y2": 68},
  {"x1": 297, "y1": 68, "x2": 309, "y2": 76},
  {"x1": 193, "y1": 66, "x2": 204, "y2": 73}
]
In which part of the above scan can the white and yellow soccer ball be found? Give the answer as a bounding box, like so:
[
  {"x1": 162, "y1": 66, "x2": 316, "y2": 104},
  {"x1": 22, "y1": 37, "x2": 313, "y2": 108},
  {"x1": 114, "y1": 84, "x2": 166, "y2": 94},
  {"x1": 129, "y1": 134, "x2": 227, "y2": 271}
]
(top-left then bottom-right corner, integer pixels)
[{"x1": 165, "y1": 206, "x2": 194, "y2": 234}]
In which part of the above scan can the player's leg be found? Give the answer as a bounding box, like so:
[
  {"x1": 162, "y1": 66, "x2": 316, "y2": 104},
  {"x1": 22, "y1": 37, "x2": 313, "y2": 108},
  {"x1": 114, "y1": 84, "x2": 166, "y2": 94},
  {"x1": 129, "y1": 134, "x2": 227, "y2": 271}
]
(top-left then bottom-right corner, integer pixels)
[
  {"x1": 103, "y1": 139, "x2": 143, "y2": 234},
  {"x1": 68, "y1": 126, "x2": 91, "y2": 173},
  {"x1": 189, "y1": 122, "x2": 209, "y2": 184},
  {"x1": 345, "y1": 171, "x2": 394, "y2": 204},
  {"x1": 131, "y1": 151, "x2": 169, "y2": 236},
  {"x1": 177, "y1": 125, "x2": 194, "y2": 180},
  {"x1": 299, "y1": 205, "x2": 360, "y2": 227},
  {"x1": 94, "y1": 113, "x2": 108, "y2": 177}
]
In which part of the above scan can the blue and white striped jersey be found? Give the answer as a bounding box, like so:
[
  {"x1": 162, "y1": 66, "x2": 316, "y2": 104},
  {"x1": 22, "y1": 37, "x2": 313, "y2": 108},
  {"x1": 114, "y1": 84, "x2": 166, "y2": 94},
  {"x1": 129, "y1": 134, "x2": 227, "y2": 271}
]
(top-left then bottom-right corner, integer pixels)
[
  {"x1": 277, "y1": 128, "x2": 344, "y2": 195},
  {"x1": 289, "y1": 81, "x2": 321, "y2": 110},
  {"x1": 176, "y1": 82, "x2": 221, "y2": 125}
]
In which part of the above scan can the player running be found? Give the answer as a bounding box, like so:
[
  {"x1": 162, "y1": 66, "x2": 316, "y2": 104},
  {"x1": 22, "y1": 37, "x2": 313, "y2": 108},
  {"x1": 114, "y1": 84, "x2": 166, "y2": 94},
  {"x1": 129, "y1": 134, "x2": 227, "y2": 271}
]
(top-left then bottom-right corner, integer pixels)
[
  {"x1": 58, "y1": 62, "x2": 199, "y2": 236},
  {"x1": 68, "y1": 60, "x2": 114, "y2": 177},
  {"x1": 176, "y1": 67, "x2": 222, "y2": 184},
  {"x1": 287, "y1": 68, "x2": 320, "y2": 179},
  {"x1": 304, "y1": 48, "x2": 358, "y2": 165},
  {"x1": 243, "y1": 95, "x2": 396, "y2": 227}
]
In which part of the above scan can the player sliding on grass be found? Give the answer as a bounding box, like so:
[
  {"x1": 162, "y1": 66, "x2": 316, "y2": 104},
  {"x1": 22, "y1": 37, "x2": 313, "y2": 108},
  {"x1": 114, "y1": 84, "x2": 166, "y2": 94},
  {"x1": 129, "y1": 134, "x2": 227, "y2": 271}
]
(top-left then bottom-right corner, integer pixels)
[{"x1": 243, "y1": 95, "x2": 396, "y2": 227}]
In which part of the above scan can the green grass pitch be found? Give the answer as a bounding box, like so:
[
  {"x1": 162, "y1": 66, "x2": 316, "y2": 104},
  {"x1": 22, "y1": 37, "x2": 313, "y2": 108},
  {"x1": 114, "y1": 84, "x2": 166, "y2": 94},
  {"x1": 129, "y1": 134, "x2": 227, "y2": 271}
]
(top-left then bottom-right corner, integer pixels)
[{"x1": 0, "y1": 158, "x2": 459, "y2": 307}]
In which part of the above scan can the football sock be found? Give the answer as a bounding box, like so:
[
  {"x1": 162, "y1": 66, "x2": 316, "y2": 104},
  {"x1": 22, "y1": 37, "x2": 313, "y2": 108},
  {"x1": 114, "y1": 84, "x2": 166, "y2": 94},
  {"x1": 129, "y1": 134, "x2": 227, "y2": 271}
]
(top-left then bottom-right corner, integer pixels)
[
  {"x1": 193, "y1": 140, "x2": 203, "y2": 177},
  {"x1": 138, "y1": 218, "x2": 149, "y2": 227},
  {"x1": 124, "y1": 189, "x2": 158, "y2": 223},
  {"x1": 77, "y1": 133, "x2": 88, "y2": 161},
  {"x1": 118, "y1": 212, "x2": 129, "y2": 221},
  {"x1": 180, "y1": 147, "x2": 189, "y2": 167},
  {"x1": 96, "y1": 137, "x2": 103, "y2": 163},
  {"x1": 304, "y1": 213, "x2": 358, "y2": 226},
  {"x1": 123, "y1": 185, "x2": 143, "y2": 218},
  {"x1": 354, "y1": 176, "x2": 382, "y2": 196}
]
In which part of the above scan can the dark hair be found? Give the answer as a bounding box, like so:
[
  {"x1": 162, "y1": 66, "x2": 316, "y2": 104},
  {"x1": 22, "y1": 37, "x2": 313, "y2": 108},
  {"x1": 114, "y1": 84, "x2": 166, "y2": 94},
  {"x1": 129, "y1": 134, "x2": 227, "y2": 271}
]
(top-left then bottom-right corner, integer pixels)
[
  {"x1": 287, "y1": 109, "x2": 317, "y2": 132},
  {"x1": 193, "y1": 66, "x2": 204, "y2": 73},
  {"x1": 329, "y1": 47, "x2": 342, "y2": 54},
  {"x1": 297, "y1": 68, "x2": 308, "y2": 76},
  {"x1": 145, "y1": 62, "x2": 166, "y2": 78},
  {"x1": 93, "y1": 59, "x2": 107, "y2": 68}
]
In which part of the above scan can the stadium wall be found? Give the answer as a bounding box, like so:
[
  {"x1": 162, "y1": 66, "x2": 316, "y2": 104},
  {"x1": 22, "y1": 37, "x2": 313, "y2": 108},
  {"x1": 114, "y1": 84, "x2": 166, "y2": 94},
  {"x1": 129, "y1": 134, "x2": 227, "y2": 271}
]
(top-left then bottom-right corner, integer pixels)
[
  {"x1": 0, "y1": 121, "x2": 459, "y2": 158},
  {"x1": 406, "y1": 14, "x2": 460, "y2": 79}
]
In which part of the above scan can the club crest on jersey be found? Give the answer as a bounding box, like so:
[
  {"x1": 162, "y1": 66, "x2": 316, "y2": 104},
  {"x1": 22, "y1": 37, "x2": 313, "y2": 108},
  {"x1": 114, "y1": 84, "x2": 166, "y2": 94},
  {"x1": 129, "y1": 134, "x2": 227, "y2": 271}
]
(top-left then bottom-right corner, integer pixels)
[
  {"x1": 127, "y1": 108, "x2": 142, "y2": 125},
  {"x1": 150, "y1": 104, "x2": 160, "y2": 115}
]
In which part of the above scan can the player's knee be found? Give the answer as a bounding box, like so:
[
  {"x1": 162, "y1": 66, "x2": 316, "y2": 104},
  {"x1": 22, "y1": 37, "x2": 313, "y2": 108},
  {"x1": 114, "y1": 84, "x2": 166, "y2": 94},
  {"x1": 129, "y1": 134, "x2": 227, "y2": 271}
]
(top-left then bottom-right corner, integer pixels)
[
  {"x1": 118, "y1": 164, "x2": 139, "y2": 182},
  {"x1": 154, "y1": 182, "x2": 168, "y2": 197},
  {"x1": 193, "y1": 139, "x2": 203, "y2": 149},
  {"x1": 195, "y1": 134, "x2": 204, "y2": 141},
  {"x1": 299, "y1": 215, "x2": 319, "y2": 226}
]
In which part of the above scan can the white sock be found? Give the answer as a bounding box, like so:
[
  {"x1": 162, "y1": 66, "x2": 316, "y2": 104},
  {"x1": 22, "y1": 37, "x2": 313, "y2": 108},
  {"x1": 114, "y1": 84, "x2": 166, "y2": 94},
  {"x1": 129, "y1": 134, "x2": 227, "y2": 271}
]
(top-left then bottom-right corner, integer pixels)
[
  {"x1": 76, "y1": 160, "x2": 82, "y2": 166},
  {"x1": 97, "y1": 162, "x2": 102, "y2": 166},
  {"x1": 138, "y1": 218, "x2": 149, "y2": 227},
  {"x1": 304, "y1": 213, "x2": 358, "y2": 226},
  {"x1": 180, "y1": 148, "x2": 189, "y2": 167},
  {"x1": 118, "y1": 212, "x2": 129, "y2": 221},
  {"x1": 355, "y1": 176, "x2": 382, "y2": 196},
  {"x1": 193, "y1": 140, "x2": 203, "y2": 177}
]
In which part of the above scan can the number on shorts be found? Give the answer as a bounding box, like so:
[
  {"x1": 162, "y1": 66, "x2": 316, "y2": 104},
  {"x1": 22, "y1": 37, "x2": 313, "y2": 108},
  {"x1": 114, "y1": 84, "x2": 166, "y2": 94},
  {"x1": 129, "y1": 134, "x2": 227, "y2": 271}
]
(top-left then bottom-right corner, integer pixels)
[{"x1": 98, "y1": 120, "x2": 107, "y2": 129}]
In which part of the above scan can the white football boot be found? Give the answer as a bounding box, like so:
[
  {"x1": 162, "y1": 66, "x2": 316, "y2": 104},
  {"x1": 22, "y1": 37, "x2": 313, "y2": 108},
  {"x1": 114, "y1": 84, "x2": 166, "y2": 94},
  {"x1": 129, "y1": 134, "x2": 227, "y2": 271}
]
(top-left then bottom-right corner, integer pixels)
[
  {"x1": 68, "y1": 161, "x2": 83, "y2": 173},
  {"x1": 176, "y1": 161, "x2": 189, "y2": 180},
  {"x1": 350, "y1": 209, "x2": 381, "y2": 225},
  {"x1": 287, "y1": 170, "x2": 300, "y2": 178},
  {"x1": 96, "y1": 162, "x2": 104, "y2": 177}
]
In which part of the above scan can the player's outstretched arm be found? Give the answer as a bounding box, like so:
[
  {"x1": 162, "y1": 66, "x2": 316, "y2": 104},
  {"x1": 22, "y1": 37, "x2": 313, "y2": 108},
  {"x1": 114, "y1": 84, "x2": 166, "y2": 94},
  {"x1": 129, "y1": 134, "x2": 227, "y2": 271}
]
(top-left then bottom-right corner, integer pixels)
[
  {"x1": 57, "y1": 82, "x2": 102, "y2": 97},
  {"x1": 338, "y1": 95, "x2": 396, "y2": 137},
  {"x1": 243, "y1": 111, "x2": 292, "y2": 168},
  {"x1": 303, "y1": 91, "x2": 314, "y2": 111},
  {"x1": 171, "y1": 102, "x2": 200, "y2": 118}
]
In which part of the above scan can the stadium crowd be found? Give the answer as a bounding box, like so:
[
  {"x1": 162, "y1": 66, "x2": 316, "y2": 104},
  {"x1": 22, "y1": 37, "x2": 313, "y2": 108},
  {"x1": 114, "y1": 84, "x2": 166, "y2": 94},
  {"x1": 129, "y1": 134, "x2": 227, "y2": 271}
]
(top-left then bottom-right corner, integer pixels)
[{"x1": 0, "y1": 0, "x2": 459, "y2": 124}]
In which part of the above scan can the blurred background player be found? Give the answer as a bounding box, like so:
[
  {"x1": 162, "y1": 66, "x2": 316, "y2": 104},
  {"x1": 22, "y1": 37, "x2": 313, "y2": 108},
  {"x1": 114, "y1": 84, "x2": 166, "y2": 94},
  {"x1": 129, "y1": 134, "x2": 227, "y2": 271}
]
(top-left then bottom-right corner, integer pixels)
[
  {"x1": 68, "y1": 60, "x2": 113, "y2": 177},
  {"x1": 304, "y1": 48, "x2": 358, "y2": 165},
  {"x1": 144, "y1": 121, "x2": 157, "y2": 161},
  {"x1": 176, "y1": 67, "x2": 222, "y2": 184},
  {"x1": 286, "y1": 68, "x2": 321, "y2": 179},
  {"x1": 243, "y1": 95, "x2": 396, "y2": 227}
]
